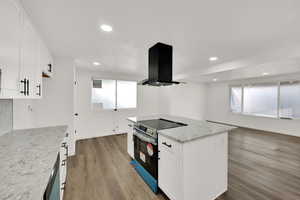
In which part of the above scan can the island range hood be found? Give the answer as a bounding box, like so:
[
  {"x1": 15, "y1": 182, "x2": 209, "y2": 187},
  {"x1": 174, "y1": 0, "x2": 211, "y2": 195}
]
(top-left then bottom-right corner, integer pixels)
[{"x1": 139, "y1": 42, "x2": 180, "y2": 86}]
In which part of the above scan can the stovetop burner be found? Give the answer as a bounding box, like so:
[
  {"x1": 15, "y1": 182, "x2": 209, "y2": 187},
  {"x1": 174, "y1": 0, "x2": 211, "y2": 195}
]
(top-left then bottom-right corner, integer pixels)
[{"x1": 138, "y1": 118, "x2": 187, "y2": 130}]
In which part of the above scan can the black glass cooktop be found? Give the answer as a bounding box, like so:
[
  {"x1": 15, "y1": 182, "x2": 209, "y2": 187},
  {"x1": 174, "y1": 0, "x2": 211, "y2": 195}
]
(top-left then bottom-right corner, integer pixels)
[{"x1": 138, "y1": 118, "x2": 187, "y2": 130}]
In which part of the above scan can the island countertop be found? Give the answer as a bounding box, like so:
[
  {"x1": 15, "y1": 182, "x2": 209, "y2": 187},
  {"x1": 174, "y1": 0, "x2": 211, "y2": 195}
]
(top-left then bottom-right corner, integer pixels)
[
  {"x1": 127, "y1": 115, "x2": 236, "y2": 143},
  {"x1": 0, "y1": 126, "x2": 67, "y2": 200}
]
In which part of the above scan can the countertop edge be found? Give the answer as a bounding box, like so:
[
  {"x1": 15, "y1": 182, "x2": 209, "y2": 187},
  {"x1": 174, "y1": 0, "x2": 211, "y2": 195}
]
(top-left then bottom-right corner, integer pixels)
[
  {"x1": 127, "y1": 116, "x2": 237, "y2": 143},
  {"x1": 158, "y1": 128, "x2": 233, "y2": 143}
]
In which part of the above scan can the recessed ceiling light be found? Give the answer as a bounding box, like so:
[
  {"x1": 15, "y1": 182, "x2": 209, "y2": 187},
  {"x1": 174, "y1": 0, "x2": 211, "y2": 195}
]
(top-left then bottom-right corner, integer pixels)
[
  {"x1": 209, "y1": 57, "x2": 219, "y2": 61},
  {"x1": 100, "y1": 24, "x2": 113, "y2": 32},
  {"x1": 93, "y1": 62, "x2": 101, "y2": 66},
  {"x1": 262, "y1": 72, "x2": 269, "y2": 76},
  {"x1": 213, "y1": 78, "x2": 218, "y2": 82}
]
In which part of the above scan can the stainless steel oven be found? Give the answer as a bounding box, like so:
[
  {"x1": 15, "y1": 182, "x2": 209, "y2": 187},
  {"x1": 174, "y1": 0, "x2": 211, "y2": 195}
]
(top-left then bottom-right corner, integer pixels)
[
  {"x1": 133, "y1": 126, "x2": 158, "y2": 179},
  {"x1": 131, "y1": 118, "x2": 187, "y2": 193}
]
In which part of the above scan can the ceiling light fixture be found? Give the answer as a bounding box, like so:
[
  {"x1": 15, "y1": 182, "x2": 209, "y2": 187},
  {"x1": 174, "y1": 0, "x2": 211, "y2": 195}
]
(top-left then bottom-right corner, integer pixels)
[
  {"x1": 262, "y1": 72, "x2": 269, "y2": 76},
  {"x1": 100, "y1": 24, "x2": 113, "y2": 32},
  {"x1": 209, "y1": 57, "x2": 219, "y2": 61},
  {"x1": 213, "y1": 78, "x2": 218, "y2": 82},
  {"x1": 93, "y1": 62, "x2": 101, "y2": 66}
]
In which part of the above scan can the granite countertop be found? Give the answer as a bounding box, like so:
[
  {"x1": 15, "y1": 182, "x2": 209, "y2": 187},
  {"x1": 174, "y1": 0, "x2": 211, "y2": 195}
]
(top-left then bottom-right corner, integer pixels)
[
  {"x1": 0, "y1": 126, "x2": 67, "y2": 200},
  {"x1": 127, "y1": 115, "x2": 236, "y2": 143}
]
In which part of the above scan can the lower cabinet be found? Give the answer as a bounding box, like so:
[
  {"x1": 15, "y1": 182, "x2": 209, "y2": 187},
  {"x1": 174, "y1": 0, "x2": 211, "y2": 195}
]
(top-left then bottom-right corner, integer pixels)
[
  {"x1": 158, "y1": 135, "x2": 183, "y2": 200},
  {"x1": 158, "y1": 133, "x2": 228, "y2": 200},
  {"x1": 59, "y1": 132, "x2": 69, "y2": 200},
  {"x1": 127, "y1": 123, "x2": 134, "y2": 158}
]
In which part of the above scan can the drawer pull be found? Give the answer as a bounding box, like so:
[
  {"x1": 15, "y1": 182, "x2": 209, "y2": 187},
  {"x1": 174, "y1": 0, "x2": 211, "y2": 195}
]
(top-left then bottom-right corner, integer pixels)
[
  {"x1": 61, "y1": 159, "x2": 66, "y2": 166},
  {"x1": 61, "y1": 182, "x2": 66, "y2": 190},
  {"x1": 162, "y1": 142, "x2": 172, "y2": 148}
]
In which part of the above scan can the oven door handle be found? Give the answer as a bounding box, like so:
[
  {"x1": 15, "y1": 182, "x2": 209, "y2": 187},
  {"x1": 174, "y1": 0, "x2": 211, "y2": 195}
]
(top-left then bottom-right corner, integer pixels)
[
  {"x1": 133, "y1": 127, "x2": 148, "y2": 134},
  {"x1": 133, "y1": 130, "x2": 157, "y2": 145}
]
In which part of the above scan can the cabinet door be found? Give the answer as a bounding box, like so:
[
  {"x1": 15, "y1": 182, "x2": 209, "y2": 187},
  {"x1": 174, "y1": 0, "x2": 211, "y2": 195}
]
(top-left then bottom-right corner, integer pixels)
[
  {"x1": 40, "y1": 41, "x2": 53, "y2": 77},
  {"x1": 158, "y1": 135, "x2": 183, "y2": 200},
  {"x1": 34, "y1": 39, "x2": 43, "y2": 98},
  {"x1": 20, "y1": 15, "x2": 39, "y2": 97},
  {"x1": 127, "y1": 125, "x2": 134, "y2": 158},
  {"x1": 0, "y1": 0, "x2": 21, "y2": 97}
]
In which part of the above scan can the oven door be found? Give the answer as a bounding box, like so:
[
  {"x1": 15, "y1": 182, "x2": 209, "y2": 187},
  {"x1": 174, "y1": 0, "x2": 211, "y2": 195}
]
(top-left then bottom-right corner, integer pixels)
[
  {"x1": 43, "y1": 154, "x2": 60, "y2": 200},
  {"x1": 133, "y1": 129, "x2": 158, "y2": 179}
]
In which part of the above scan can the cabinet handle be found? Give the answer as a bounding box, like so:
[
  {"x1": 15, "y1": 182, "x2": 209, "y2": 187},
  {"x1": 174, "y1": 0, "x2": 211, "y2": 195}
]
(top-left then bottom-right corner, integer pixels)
[
  {"x1": 65, "y1": 146, "x2": 69, "y2": 157},
  {"x1": 20, "y1": 78, "x2": 26, "y2": 95},
  {"x1": 61, "y1": 182, "x2": 66, "y2": 191},
  {"x1": 61, "y1": 159, "x2": 67, "y2": 166},
  {"x1": 61, "y1": 142, "x2": 67, "y2": 148},
  {"x1": 48, "y1": 63, "x2": 52, "y2": 72},
  {"x1": 36, "y1": 84, "x2": 41, "y2": 96},
  {"x1": 162, "y1": 142, "x2": 172, "y2": 148},
  {"x1": 26, "y1": 79, "x2": 29, "y2": 96}
]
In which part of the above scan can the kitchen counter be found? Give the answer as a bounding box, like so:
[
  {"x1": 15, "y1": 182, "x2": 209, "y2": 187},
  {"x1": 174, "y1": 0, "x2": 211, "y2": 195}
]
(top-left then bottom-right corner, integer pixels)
[
  {"x1": 127, "y1": 115, "x2": 236, "y2": 143},
  {"x1": 0, "y1": 126, "x2": 67, "y2": 200}
]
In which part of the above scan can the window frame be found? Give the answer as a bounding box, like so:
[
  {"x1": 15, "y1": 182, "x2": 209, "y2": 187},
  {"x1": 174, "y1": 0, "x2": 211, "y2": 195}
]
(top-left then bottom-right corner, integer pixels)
[
  {"x1": 278, "y1": 81, "x2": 300, "y2": 120},
  {"x1": 91, "y1": 78, "x2": 137, "y2": 111},
  {"x1": 229, "y1": 80, "x2": 300, "y2": 120}
]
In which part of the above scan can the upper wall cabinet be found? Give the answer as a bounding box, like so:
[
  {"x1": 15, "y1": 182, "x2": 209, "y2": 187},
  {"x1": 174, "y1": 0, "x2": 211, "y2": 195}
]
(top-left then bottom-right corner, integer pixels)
[
  {"x1": 0, "y1": 0, "x2": 22, "y2": 98},
  {"x1": 20, "y1": 15, "x2": 40, "y2": 98},
  {"x1": 0, "y1": 0, "x2": 53, "y2": 99},
  {"x1": 40, "y1": 40, "x2": 54, "y2": 78}
]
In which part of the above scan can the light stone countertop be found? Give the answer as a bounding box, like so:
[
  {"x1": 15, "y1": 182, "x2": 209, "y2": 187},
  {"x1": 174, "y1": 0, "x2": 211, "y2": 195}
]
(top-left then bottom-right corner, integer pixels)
[
  {"x1": 0, "y1": 126, "x2": 67, "y2": 200},
  {"x1": 127, "y1": 115, "x2": 236, "y2": 143}
]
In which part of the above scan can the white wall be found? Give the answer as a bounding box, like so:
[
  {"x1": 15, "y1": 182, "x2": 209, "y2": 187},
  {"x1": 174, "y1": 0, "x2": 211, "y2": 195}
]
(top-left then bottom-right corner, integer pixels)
[
  {"x1": 206, "y1": 73, "x2": 300, "y2": 137},
  {"x1": 74, "y1": 68, "x2": 161, "y2": 140},
  {"x1": 159, "y1": 83, "x2": 207, "y2": 120},
  {"x1": 13, "y1": 58, "x2": 74, "y2": 130},
  {"x1": 13, "y1": 99, "x2": 35, "y2": 130},
  {"x1": 13, "y1": 58, "x2": 75, "y2": 155},
  {"x1": 74, "y1": 68, "x2": 208, "y2": 140},
  {"x1": 33, "y1": 58, "x2": 74, "y2": 129}
]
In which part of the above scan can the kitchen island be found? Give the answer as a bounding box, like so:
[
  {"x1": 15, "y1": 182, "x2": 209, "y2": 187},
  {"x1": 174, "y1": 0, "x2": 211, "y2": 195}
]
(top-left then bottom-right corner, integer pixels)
[
  {"x1": 0, "y1": 126, "x2": 67, "y2": 200},
  {"x1": 127, "y1": 115, "x2": 236, "y2": 200}
]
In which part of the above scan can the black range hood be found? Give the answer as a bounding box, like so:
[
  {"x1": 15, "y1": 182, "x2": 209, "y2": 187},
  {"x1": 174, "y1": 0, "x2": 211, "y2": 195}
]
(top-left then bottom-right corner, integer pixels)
[{"x1": 139, "y1": 42, "x2": 180, "y2": 86}]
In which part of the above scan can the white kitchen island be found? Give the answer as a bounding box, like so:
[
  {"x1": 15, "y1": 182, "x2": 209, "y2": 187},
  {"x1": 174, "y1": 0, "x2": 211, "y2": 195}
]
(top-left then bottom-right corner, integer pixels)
[{"x1": 127, "y1": 115, "x2": 236, "y2": 200}]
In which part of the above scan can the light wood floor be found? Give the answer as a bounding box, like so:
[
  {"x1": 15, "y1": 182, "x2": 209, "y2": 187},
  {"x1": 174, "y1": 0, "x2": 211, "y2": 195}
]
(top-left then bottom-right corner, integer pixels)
[{"x1": 64, "y1": 128, "x2": 300, "y2": 200}]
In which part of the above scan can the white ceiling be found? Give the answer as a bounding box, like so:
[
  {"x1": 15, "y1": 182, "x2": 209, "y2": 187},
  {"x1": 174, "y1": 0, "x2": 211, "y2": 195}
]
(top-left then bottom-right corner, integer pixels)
[{"x1": 21, "y1": 0, "x2": 300, "y2": 82}]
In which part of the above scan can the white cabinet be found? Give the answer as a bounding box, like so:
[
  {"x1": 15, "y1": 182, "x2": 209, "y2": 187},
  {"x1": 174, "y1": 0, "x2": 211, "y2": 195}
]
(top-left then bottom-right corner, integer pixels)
[
  {"x1": 0, "y1": 0, "x2": 21, "y2": 98},
  {"x1": 158, "y1": 133, "x2": 228, "y2": 200},
  {"x1": 127, "y1": 124, "x2": 134, "y2": 158},
  {"x1": 20, "y1": 15, "x2": 39, "y2": 98},
  {"x1": 39, "y1": 40, "x2": 53, "y2": 78},
  {"x1": 0, "y1": 0, "x2": 53, "y2": 99},
  {"x1": 158, "y1": 135, "x2": 183, "y2": 200},
  {"x1": 60, "y1": 131, "x2": 69, "y2": 200}
]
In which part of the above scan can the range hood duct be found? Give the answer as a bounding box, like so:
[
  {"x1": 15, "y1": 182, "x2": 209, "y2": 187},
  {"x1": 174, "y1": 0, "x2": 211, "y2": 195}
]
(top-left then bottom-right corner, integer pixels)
[{"x1": 139, "y1": 42, "x2": 180, "y2": 86}]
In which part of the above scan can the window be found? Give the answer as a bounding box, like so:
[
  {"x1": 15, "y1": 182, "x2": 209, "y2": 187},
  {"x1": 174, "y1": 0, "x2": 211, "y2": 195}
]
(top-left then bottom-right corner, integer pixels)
[
  {"x1": 230, "y1": 86, "x2": 242, "y2": 113},
  {"x1": 92, "y1": 79, "x2": 137, "y2": 110},
  {"x1": 117, "y1": 80, "x2": 137, "y2": 109},
  {"x1": 280, "y1": 81, "x2": 300, "y2": 119},
  {"x1": 243, "y1": 83, "x2": 278, "y2": 117},
  {"x1": 230, "y1": 81, "x2": 300, "y2": 119}
]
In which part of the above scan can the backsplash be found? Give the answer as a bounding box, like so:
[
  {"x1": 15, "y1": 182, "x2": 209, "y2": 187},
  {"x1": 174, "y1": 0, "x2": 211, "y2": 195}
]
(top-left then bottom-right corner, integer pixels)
[{"x1": 0, "y1": 99, "x2": 13, "y2": 136}]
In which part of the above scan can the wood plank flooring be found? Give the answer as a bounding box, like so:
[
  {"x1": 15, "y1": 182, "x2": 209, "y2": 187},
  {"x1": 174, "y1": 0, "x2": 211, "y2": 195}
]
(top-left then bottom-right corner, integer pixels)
[{"x1": 63, "y1": 128, "x2": 300, "y2": 200}]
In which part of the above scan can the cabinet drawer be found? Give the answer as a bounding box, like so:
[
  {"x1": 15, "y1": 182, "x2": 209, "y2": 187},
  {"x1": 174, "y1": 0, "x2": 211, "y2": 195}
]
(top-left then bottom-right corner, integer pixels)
[{"x1": 158, "y1": 135, "x2": 181, "y2": 155}]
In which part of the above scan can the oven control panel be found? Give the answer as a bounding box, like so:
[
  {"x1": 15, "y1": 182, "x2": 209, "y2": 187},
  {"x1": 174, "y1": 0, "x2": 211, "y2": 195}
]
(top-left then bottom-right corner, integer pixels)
[{"x1": 136, "y1": 124, "x2": 157, "y2": 138}]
